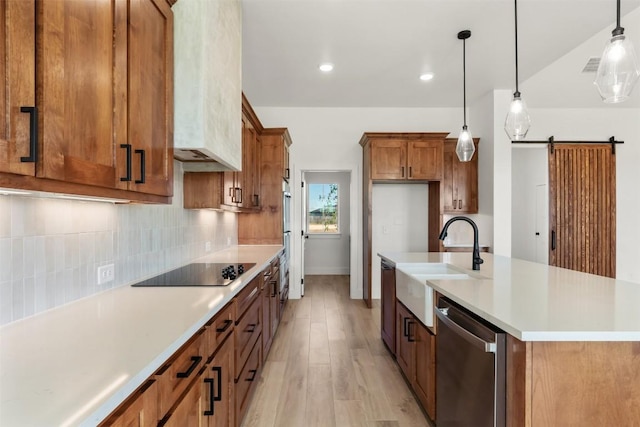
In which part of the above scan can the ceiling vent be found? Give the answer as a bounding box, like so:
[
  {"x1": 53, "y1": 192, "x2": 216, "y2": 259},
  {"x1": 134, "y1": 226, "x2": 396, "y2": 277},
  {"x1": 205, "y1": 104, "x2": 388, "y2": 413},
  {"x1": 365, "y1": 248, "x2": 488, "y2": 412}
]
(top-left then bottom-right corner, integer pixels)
[{"x1": 582, "y1": 57, "x2": 600, "y2": 73}]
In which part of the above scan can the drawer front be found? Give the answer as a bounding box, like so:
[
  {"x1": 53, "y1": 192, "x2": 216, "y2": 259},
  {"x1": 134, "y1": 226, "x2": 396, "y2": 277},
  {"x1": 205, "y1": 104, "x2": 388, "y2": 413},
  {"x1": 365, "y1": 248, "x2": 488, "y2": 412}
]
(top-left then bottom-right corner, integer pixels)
[
  {"x1": 235, "y1": 297, "x2": 261, "y2": 379},
  {"x1": 156, "y1": 330, "x2": 205, "y2": 418},
  {"x1": 235, "y1": 338, "x2": 262, "y2": 425},
  {"x1": 204, "y1": 301, "x2": 235, "y2": 360},
  {"x1": 236, "y1": 274, "x2": 261, "y2": 318}
]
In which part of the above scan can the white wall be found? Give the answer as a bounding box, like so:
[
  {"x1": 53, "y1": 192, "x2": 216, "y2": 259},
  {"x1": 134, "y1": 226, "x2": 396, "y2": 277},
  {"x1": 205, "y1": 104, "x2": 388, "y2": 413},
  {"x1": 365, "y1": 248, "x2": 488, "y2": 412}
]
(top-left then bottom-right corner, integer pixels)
[
  {"x1": 0, "y1": 161, "x2": 238, "y2": 326},
  {"x1": 371, "y1": 184, "x2": 429, "y2": 298},
  {"x1": 511, "y1": 147, "x2": 548, "y2": 263},
  {"x1": 254, "y1": 106, "x2": 462, "y2": 299},
  {"x1": 304, "y1": 171, "x2": 351, "y2": 275}
]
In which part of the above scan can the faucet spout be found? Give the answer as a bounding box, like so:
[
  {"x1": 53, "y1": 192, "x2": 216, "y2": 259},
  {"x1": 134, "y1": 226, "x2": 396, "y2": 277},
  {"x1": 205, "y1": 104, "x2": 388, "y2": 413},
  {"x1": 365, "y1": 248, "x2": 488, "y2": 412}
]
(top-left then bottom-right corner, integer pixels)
[{"x1": 438, "y1": 216, "x2": 484, "y2": 271}]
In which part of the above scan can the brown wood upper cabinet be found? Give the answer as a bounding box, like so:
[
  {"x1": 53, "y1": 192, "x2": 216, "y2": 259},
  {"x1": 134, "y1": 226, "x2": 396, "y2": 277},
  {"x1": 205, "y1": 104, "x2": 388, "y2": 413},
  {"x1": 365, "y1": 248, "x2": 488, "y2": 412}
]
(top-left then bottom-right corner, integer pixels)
[
  {"x1": 0, "y1": 0, "x2": 173, "y2": 203},
  {"x1": 222, "y1": 96, "x2": 262, "y2": 212},
  {"x1": 442, "y1": 138, "x2": 479, "y2": 214},
  {"x1": 366, "y1": 136, "x2": 445, "y2": 181}
]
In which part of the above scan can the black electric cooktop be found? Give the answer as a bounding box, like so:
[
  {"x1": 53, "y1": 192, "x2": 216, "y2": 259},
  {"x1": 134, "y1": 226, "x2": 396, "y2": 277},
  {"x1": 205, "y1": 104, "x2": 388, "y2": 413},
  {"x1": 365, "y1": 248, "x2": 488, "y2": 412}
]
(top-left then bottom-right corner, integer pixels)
[{"x1": 131, "y1": 263, "x2": 256, "y2": 287}]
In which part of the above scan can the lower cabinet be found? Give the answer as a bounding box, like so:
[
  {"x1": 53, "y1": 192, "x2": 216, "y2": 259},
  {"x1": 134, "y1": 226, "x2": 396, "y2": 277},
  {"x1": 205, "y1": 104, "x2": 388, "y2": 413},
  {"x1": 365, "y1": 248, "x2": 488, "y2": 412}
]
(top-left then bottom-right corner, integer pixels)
[
  {"x1": 101, "y1": 255, "x2": 284, "y2": 427},
  {"x1": 396, "y1": 301, "x2": 415, "y2": 379},
  {"x1": 414, "y1": 320, "x2": 436, "y2": 421},
  {"x1": 394, "y1": 301, "x2": 436, "y2": 423}
]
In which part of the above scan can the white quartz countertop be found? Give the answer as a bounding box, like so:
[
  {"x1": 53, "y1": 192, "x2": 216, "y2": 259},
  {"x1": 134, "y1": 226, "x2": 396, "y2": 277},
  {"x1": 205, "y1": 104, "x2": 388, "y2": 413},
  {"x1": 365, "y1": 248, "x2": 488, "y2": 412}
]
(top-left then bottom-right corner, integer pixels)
[
  {"x1": 378, "y1": 251, "x2": 640, "y2": 342},
  {"x1": 0, "y1": 245, "x2": 282, "y2": 427}
]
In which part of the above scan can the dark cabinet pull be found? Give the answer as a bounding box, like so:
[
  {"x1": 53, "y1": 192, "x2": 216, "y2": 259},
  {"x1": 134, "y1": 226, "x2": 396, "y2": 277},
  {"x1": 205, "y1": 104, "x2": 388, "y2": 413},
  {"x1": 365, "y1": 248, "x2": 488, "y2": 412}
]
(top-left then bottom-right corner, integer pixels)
[
  {"x1": 203, "y1": 366, "x2": 222, "y2": 416},
  {"x1": 203, "y1": 378, "x2": 215, "y2": 416},
  {"x1": 216, "y1": 319, "x2": 233, "y2": 333},
  {"x1": 253, "y1": 194, "x2": 259, "y2": 206},
  {"x1": 134, "y1": 149, "x2": 145, "y2": 184},
  {"x1": 401, "y1": 166, "x2": 405, "y2": 177},
  {"x1": 233, "y1": 187, "x2": 242, "y2": 203},
  {"x1": 407, "y1": 321, "x2": 415, "y2": 342},
  {"x1": 458, "y1": 200, "x2": 462, "y2": 209},
  {"x1": 120, "y1": 144, "x2": 132, "y2": 182},
  {"x1": 176, "y1": 355, "x2": 202, "y2": 378},
  {"x1": 284, "y1": 167, "x2": 290, "y2": 180},
  {"x1": 403, "y1": 317, "x2": 410, "y2": 337},
  {"x1": 246, "y1": 323, "x2": 257, "y2": 333},
  {"x1": 551, "y1": 230, "x2": 556, "y2": 250},
  {"x1": 408, "y1": 166, "x2": 412, "y2": 178},
  {"x1": 246, "y1": 369, "x2": 257, "y2": 382},
  {"x1": 271, "y1": 280, "x2": 278, "y2": 298},
  {"x1": 19, "y1": 106, "x2": 38, "y2": 163}
]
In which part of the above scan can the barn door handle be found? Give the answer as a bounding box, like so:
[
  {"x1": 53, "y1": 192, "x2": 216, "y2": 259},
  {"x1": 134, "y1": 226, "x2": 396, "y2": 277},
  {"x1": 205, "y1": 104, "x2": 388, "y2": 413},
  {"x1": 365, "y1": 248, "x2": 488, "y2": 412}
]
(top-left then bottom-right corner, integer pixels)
[
  {"x1": 20, "y1": 106, "x2": 38, "y2": 163},
  {"x1": 551, "y1": 230, "x2": 556, "y2": 250}
]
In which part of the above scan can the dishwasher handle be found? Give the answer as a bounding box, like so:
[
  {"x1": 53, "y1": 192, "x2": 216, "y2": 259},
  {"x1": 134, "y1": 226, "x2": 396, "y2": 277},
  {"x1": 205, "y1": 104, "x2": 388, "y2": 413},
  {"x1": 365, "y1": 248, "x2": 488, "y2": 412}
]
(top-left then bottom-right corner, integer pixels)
[{"x1": 435, "y1": 307, "x2": 496, "y2": 353}]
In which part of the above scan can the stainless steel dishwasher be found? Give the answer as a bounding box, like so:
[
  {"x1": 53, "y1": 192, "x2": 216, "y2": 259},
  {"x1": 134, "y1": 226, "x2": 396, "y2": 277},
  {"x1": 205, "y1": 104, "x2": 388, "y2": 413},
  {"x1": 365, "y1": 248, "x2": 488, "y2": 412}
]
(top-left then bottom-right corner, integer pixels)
[{"x1": 435, "y1": 296, "x2": 506, "y2": 427}]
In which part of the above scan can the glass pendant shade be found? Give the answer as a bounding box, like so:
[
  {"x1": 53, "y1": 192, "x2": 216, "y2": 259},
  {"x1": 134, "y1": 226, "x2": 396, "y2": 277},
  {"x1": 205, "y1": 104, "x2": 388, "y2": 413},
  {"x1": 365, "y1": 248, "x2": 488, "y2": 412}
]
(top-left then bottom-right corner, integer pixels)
[
  {"x1": 504, "y1": 93, "x2": 531, "y2": 140},
  {"x1": 456, "y1": 126, "x2": 475, "y2": 162},
  {"x1": 594, "y1": 34, "x2": 640, "y2": 103}
]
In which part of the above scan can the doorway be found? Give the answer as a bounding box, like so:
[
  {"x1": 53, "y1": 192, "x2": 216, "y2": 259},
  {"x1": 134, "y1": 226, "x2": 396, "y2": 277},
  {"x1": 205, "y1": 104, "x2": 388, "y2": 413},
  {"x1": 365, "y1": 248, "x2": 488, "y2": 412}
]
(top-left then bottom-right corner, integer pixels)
[{"x1": 301, "y1": 171, "x2": 352, "y2": 296}]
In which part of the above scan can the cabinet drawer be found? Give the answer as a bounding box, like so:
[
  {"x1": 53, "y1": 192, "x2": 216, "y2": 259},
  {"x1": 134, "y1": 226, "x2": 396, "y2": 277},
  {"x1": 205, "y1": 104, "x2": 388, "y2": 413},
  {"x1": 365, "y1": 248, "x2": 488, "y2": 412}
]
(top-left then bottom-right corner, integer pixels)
[
  {"x1": 100, "y1": 379, "x2": 159, "y2": 427},
  {"x1": 156, "y1": 330, "x2": 205, "y2": 418},
  {"x1": 235, "y1": 297, "x2": 261, "y2": 380},
  {"x1": 236, "y1": 274, "x2": 261, "y2": 318},
  {"x1": 235, "y1": 338, "x2": 262, "y2": 424},
  {"x1": 204, "y1": 301, "x2": 235, "y2": 360}
]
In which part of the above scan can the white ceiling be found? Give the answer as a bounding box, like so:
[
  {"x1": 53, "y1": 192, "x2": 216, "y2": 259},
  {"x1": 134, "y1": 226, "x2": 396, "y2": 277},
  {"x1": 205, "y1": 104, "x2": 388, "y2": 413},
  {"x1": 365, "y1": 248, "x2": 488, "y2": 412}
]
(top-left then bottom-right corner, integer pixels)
[{"x1": 242, "y1": 0, "x2": 640, "y2": 108}]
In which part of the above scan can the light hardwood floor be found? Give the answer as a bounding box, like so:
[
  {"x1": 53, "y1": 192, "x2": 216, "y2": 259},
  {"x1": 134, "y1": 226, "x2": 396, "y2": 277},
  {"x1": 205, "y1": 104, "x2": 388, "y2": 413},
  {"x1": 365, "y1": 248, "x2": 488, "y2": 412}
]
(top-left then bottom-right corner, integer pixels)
[{"x1": 242, "y1": 275, "x2": 433, "y2": 427}]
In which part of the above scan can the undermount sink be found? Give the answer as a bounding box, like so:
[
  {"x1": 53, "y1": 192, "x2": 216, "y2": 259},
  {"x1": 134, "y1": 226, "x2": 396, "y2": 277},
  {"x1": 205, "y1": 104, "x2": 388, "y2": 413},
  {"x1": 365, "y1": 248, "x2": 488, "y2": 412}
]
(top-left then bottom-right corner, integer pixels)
[{"x1": 395, "y1": 263, "x2": 479, "y2": 327}]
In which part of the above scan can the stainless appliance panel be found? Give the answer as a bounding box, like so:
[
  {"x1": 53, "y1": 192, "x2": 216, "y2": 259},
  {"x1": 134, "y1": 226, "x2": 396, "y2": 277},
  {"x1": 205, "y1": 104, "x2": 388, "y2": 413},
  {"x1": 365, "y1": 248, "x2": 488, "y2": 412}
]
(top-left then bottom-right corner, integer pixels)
[{"x1": 436, "y1": 297, "x2": 506, "y2": 427}]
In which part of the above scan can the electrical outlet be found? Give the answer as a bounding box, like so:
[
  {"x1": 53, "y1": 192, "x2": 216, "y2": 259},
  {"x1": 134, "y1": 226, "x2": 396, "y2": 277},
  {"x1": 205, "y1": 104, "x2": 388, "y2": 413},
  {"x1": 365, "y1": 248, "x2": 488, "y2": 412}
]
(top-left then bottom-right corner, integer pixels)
[
  {"x1": 205, "y1": 241, "x2": 212, "y2": 252},
  {"x1": 97, "y1": 264, "x2": 115, "y2": 285}
]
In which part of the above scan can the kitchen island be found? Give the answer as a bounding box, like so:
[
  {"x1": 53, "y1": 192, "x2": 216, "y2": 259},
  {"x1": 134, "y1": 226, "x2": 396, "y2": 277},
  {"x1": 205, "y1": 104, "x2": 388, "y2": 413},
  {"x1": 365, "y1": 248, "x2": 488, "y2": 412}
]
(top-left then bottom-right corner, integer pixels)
[
  {"x1": 379, "y1": 251, "x2": 640, "y2": 426},
  {"x1": 0, "y1": 245, "x2": 282, "y2": 427}
]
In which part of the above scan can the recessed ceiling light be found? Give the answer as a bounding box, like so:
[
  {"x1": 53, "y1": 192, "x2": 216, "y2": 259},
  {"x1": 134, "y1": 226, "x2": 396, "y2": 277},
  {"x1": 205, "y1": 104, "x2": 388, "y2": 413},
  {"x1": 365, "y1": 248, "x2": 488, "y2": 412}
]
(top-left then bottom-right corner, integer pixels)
[
  {"x1": 420, "y1": 72, "x2": 435, "y2": 81},
  {"x1": 319, "y1": 63, "x2": 334, "y2": 72}
]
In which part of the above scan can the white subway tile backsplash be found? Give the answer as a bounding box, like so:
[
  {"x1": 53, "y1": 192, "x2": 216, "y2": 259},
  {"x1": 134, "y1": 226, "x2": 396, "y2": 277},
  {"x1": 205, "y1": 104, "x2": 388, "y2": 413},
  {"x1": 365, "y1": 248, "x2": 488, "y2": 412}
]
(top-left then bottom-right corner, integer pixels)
[{"x1": 0, "y1": 162, "x2": 238, "y2": 325}]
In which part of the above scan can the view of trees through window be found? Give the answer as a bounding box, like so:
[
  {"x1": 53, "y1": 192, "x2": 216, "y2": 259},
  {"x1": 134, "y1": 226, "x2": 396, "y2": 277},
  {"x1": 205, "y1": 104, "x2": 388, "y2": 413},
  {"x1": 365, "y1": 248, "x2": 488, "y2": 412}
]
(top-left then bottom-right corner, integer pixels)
[{"x1": 308, "y1": 183, "x2": 339, "y2": 233}]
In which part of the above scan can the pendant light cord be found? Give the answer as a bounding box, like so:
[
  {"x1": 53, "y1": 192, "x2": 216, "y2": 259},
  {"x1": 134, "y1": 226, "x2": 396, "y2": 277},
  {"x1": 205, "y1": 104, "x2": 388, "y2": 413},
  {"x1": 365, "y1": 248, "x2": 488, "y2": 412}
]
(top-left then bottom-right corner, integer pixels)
[
  {"x1": 463, "y1": 38, "x2": 467, "y2": 127},
  {"x1": 613, "y1": 0, "x2": 624, "y2": 35},
  {"x1": 514, "y1": 0, "x2": 520, "y2": 96}
]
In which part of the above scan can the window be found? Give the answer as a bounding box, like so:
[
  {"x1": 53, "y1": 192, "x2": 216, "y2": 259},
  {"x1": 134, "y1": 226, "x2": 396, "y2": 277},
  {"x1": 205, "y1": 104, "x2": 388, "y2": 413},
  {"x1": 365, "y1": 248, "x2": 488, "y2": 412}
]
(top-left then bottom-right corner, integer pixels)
[{"x1": 307, "y1": 183, "x2": 339, "y2": 234}]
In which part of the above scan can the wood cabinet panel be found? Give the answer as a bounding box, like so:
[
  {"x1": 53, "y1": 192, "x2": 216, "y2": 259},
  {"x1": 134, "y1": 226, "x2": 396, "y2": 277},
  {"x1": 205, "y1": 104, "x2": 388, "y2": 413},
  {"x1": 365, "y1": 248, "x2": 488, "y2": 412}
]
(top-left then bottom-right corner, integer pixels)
[
  {"x1": 0, "y1": 0, "x2": 36, "y2": 177},
  {"x1": 237, "y1": 128, "x2": 292, "y2": 244},
  {"x1": 184, "y1": 172, "x2": 224, "y2": 209},
  {"x1": 100, "y1": 379, "x2": 159, "y2": 427},
  {"x1": 0, "y1": 0, "x2": 173, "y2": 203},
  {"x1": 395, "y1": 301, "x2": 415, "y2": 381},
  {"x1": 371, "y1": 139, "x2": 407, "y2": 180},
  {"x1": 204, "y1": 301, "x2": 235, "y2": 360},
  {"x1": 235, "y1": 297, "x2": 261, "y2": 380},
  {"x1": 203, "y1": 334, "x2": 234, "y2": 427},
  {"x1": 443, "y1": 138, "x2": 478, "y2": 214},
  {"x1": 413, "y1": 322, "x2": 436, "y2": 421},
  {"x1": 408, "y1": 140, "x2": 443, "y2": 180},
  {"x1": 380, "y1": 262, "x2": 396, "y2": 355},
  {"x1": 126, "y1": 0, "x2": 173, "y2": 197},
  {"x1": 160, "y1": 374, "x2": 202, "y2": 427},
  {"x1": 222, "y1": 113, "x2": 261, "y2": 212},
  {"x1": 156, "y1": 330, "x2": 205, "y2": 418},
  {"x1": 235, "y1": 339, "x2": 261, "y2": 426}
]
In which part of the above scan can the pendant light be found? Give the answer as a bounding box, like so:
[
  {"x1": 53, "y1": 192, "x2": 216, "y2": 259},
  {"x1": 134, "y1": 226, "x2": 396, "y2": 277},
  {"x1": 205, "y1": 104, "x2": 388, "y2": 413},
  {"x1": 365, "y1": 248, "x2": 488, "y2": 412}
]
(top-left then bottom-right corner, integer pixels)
[
  {"x1": 504, "y1": 0, "x2": 531, "y2": 141},
  {"x1": 456, "y1": 30, "x2": 475, "y2": 162},
  {"x1": 594, "y1": 0, "x2": 640, "y2": 103}
]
